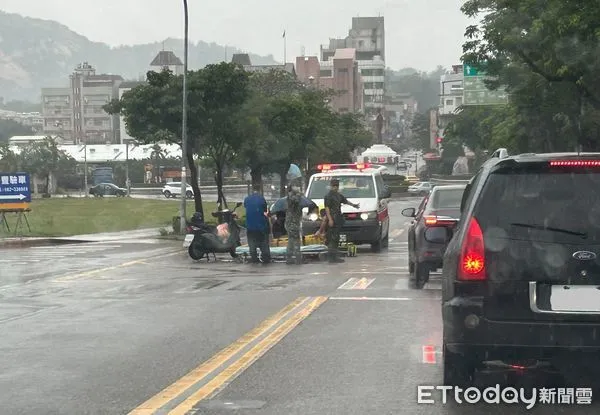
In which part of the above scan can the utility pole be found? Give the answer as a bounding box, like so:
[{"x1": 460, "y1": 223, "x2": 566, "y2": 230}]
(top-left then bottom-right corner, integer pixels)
[
  {"x1": 83, "y1": 142, "x2": 88, "y2": 197},
  {"x1": 179, "y1": 0, "x2": 189, "y2": 234},
  {"x1": 125, "y1": 142, "x2": 130, "y2": 196}
]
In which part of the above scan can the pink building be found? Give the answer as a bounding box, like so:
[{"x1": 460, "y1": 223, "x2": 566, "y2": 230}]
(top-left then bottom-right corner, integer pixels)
[{"x1": 295, "y1": 48, "x2": 363, "y2": 113}]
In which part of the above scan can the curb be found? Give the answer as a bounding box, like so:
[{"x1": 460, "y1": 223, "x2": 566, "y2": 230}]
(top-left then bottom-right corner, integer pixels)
[{"x1": 0, "y1": 238, "x2": 93, "y2": 249}]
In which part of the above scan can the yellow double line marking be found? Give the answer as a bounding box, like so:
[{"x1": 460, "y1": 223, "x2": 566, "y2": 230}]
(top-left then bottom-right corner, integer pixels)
[{"x1": 129, "y1": 296, "x2": 328, "y2": 415}]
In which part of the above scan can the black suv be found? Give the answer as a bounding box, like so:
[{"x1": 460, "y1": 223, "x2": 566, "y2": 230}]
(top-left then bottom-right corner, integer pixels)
[
  {"x1": 402, "y1": 185, "x2": 466, "y2": 289},
  {"x1": 442, "y1": 151, "x2": 600, "y2": 386}
]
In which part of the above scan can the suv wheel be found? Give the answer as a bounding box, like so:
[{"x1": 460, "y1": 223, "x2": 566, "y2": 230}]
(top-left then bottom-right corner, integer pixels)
[
  {"x1": 186, "y1": 190, "x2": 193, "y2": 199},
  {"x1": 409, "y1": 261, "x2": 429, "y2": 289},
  {"x1": 163, "y1": 190, "x2": 172, "y2": 198},
  {"x1": 371, "y1": 239, "x2": 382, "y2": 253},
  {"x1": 443, "y1": 345, "x2": 475, "y2": 387}
]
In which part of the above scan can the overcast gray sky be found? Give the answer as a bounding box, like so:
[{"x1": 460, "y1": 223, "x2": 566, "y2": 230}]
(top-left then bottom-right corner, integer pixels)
[{"x1": 0, "y1": 0, "x2": 473, "y2": 71}]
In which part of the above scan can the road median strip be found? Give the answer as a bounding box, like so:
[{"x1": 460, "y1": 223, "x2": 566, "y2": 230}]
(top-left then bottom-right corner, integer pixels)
[{"x1": 128, "y1": 296, "x2": 324, "y2": 415}]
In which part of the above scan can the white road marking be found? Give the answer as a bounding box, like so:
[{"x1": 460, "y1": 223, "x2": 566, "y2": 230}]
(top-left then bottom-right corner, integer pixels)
[
  {"x1": 337, "y1": 277, "x2": 376, "y2": 289},
  {"x1": 354, "y1": 277, "x2": 375, "y2": 289},
  {"x1": 329, "y1": 296, "x2": 412, "y2": 301},
  {"x1": 337, "y1": 277, "x2": 359, "y2": 289},
  {"x1": 389, "y1": 229, "x2": 405, "y2": 238}
]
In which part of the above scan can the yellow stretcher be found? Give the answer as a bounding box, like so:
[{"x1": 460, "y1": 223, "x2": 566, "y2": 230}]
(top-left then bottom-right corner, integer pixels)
[{"x1": 269, "y1": 234, "x2": 356, "y2": 257}]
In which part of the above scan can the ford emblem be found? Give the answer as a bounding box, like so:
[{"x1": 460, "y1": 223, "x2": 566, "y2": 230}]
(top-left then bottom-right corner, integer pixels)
[{"x1": 572, "y1": 251, "x2": 597, "y2": 261}]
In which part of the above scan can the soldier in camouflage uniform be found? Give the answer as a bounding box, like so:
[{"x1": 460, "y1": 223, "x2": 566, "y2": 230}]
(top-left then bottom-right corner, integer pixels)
[
  {"x1": 285, "y1": 180, "x2": 303, "y2": 265},
  {"x1": 324, "y1": 178, "x2": 359, "y2": 263}
]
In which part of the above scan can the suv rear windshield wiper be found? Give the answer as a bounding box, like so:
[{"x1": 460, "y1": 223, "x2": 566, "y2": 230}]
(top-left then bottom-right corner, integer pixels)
[{"x1": 510, "y1": 223, "x2": 587, "y2": 238}]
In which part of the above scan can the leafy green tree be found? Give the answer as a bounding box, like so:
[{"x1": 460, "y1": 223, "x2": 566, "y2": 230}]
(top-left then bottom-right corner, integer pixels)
[
  {"x1": 308, "y1": 112, "x2": 372, "y2": 165},
  {"x1": 266, "y1": 88, "x2": 333, "y2": 195},
  {"x1": 410, "y1": 111, "x2": 433, "y2": 151},
  {"x1": 106, "y1": 63, "x2": 251, "y2": 211},
  {"x1": 197, "y1": 62, "x2": 250, "y2": 207},
  {"x1": 461, "y1": 0, "x2": 600, "y2": 151},
  {"x1": 236, "y1": 69, "x2": 302, "y2": 191},
  {"x1": 104, "y1": 69, "x2": 205, "y2": 216},
  {"x1": 0, "y1": 143, "x2": 20, "y2": 171},
  {"x1": 19, "y1": 137, "x2": 75, "y2": 195}
]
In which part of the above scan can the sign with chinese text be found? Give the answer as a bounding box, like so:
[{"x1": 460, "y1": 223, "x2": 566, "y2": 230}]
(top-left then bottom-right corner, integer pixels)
[{"x1": 0, "y1": 172, "x2": 31, "y2": 210}]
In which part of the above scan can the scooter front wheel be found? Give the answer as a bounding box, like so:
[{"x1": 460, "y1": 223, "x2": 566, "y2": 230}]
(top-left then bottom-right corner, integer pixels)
[{"x1": 188, "y1": 242, "x2": 206, "y2": 260}]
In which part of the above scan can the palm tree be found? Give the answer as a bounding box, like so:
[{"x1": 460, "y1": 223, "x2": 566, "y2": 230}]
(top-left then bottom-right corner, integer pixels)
[{"x1": 150, "y1": 144, "x2": 166, "y2": 182}]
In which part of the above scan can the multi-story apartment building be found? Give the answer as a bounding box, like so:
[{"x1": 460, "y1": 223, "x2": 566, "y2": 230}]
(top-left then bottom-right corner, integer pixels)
[
  {"x1": 437, "y1": 64, "x2": 464, "y2": 148},
  {"x1": 320, "y1": 17, "x2": 385, "y2": 118},
  {"x1": 41, "y1": 62, "x2": 123, "y2": 144},
  {"x1": 295, "y1": 48, "x2": 363, "y2": 113}
]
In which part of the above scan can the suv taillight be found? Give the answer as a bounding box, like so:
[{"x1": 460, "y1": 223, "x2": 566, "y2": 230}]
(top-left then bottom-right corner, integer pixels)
[{"x1": 457, "y1": 217, "x2": 486, "y2": 280}]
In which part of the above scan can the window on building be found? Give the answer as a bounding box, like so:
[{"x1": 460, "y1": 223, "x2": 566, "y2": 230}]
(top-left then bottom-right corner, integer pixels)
[
  {"x1": 446, "y1": 99, "x2": 453, "y2": 106},
  {"x1": 320, "y1": 70, "x2": 332, "y2": 77},
  {"x1": 338, "y1": 68, "x2": 348, "y2": 73},
  {"x1": 94, "y1": 119, "x2": 103, "y2": 126}
]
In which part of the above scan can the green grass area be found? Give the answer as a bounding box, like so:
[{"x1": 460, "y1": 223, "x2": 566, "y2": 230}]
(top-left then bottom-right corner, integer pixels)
[{"x1": 0, "y1": 198, "x2": 246, "y2": 237}]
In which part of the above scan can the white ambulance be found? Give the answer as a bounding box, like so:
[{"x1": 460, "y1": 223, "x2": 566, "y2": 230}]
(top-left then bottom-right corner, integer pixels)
[{"x1": 302, "y1": 163, "x2": 392, "y2": 252}]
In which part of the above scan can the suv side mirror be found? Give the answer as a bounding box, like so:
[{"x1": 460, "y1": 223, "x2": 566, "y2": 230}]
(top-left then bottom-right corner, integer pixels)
[{"x1": 401, "y1": 207, "x2": 416, "y2": 217}]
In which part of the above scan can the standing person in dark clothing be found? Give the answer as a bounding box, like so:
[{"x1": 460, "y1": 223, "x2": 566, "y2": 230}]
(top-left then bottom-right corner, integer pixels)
[
  {"x1": 324, "y1": 178, "x2": 359, "y2": 263},
  {"x1": 285, "y1": 180, "x2": 303, "y2": 265},
  {"x1": 243, "y1": 184, "x2": 271, "y2": 264}
]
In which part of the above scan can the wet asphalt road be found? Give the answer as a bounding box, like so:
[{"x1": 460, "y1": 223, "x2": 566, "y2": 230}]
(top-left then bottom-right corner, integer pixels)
[{"x1": 0, "y1": 198, "x2": 597, "y2": 414}]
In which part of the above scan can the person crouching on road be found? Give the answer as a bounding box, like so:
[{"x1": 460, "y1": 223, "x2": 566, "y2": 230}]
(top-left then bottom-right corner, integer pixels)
[
  {"x1": 285, "y1": 180, "x2": 303, "y2": 265},
  {"x1": 324, "y1": 178, "x2": 359, "y2": 264},
  {"x1": 243, "y1": 184, "x2": 271, "y2": 264}
]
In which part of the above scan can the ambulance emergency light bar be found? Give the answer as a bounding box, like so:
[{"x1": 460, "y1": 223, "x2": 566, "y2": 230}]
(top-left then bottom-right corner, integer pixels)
[{"x1": 316, "y1": 163, "x2": 384, "y2": 171}]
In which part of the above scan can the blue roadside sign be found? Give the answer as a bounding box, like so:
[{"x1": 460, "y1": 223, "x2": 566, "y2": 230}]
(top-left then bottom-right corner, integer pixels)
[{"x1": 0, "y1": 172, "x2": 32, "y2": 204}]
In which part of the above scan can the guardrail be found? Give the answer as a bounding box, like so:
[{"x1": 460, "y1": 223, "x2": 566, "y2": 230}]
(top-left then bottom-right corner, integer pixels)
[{"x1": 130, "y1": 184, "x2": 250, "y2": 195}]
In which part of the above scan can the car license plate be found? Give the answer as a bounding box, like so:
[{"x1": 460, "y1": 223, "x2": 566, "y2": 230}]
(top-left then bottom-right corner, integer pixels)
[
  {"x1": 339, "y1": 234, "x2": 347, "y2": 242},
  {"x1": 550, "y1": 285, "x2": 600, "y2": 312},
  {"x1": 183, "y1": 234, "x2": 194, "y2": 248}
]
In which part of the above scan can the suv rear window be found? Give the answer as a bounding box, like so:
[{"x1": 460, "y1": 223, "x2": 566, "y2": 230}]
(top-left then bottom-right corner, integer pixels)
[
  {"x1": 474, "y1": 169, "x2": 600, "y2": 243},
  {"x1": 307, "y1": 175, "x2": 375, "y2": 199}
]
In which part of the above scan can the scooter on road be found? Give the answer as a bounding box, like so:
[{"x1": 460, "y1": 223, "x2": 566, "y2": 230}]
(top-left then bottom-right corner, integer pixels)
[{"x1": 187, "y1": 202, "x2": 243, "y2": 262}]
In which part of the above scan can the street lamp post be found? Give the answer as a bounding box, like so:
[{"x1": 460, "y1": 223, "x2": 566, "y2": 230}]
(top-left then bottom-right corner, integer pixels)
[{"x1": 179, "y1": 0, "x2": 189, "y2": 234}]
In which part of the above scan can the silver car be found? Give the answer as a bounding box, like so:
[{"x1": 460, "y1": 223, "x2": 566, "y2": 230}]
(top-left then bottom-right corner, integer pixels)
[{"x1": 407, "y1": 181, "x2": 433, "y2": 195}]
